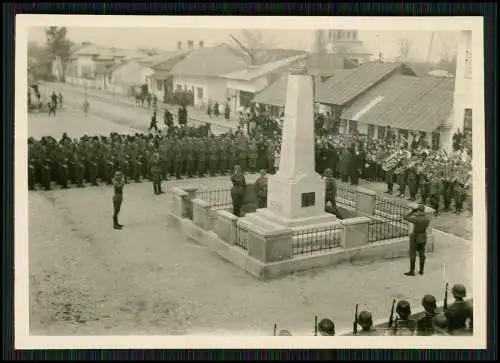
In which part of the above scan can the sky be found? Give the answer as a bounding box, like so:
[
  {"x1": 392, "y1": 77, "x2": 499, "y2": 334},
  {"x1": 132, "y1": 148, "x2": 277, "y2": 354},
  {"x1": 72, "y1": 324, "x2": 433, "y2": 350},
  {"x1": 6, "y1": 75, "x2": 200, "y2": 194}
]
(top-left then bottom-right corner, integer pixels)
[{"x1": 28, "y1": 27, "x2": 459, "y2": 63}]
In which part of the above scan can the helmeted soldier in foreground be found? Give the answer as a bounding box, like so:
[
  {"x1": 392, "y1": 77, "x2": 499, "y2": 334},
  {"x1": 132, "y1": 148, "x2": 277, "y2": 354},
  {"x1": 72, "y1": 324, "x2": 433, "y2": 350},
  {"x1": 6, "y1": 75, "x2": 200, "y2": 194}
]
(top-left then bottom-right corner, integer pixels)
[
  {"x1": 415, "y1": 294, "x2": 438, "y2": 336},
  {"x1": 386, "y1": 300, "x2": 416, "y2": 336},
  {"x1": 356, "y1": 311, "x2": 380, "y2": 336},
  {"x1": 445, "y1": 284, "x2": 473, "y2": 334},
  {"x1": 318, "y1": 318, "x2": 335, "y2": 336},
  {"x1": 112, "y1": 171, "x2": 125, "y2": 230},
  {"x1": 403, "y1": 204, "x2": 430, "y2": 276}
]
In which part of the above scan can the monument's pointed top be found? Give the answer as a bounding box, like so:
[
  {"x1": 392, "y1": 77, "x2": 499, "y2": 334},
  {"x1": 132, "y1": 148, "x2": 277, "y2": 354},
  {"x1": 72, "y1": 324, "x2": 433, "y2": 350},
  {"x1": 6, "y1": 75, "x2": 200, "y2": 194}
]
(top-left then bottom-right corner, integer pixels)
[{"x1": 290, "y1": 64, "x2": 309, "y2": 75}]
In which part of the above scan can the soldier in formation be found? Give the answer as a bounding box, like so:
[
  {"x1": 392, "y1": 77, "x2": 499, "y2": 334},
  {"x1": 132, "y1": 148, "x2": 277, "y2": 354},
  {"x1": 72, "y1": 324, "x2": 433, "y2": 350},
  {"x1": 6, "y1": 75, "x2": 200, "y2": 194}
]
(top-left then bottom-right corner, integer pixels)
[
  {"x1": 230, "y1": 165, "x2": 246, "y2": 217},
  {"x1": 445, "y1": 284, "x2": 473, "y2": 334},
  {"x1": 386, "y1": 300, "x2": 417, "y2": 336},
  {"x1": 317, "y1": 318, "x2": 336, "y2": 336}
]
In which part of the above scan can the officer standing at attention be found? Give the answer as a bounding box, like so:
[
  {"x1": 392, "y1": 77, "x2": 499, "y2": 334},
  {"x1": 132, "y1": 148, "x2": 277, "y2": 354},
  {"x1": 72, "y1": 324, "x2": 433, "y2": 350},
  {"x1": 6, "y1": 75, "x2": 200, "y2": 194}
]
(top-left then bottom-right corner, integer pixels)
[
  {"x1": 415, "y1": 295, "x2": 438, "y2": 336},
  {"x1": 254, "y1": 169, "x2": 268, "y2": 208},
  {"x1": 230, "y1": 165, "x2": 246, "y2": 217},
  {"x1": 112, "y1": 171, "x2": 125, "y2": 230},
  {"x1": 386, "y1": 300, "x2": 416, "y2": 336},
  {"x1": 403, "y1": 204, "x2": 430, "y2": 276},
  {"x1": 150, "y1": 152, "x2": 163, "y2": 195},
  {"x1": 445, "y1": 284, "x2": 473, "y2": 334},
  {"x1": 356, "y1": 311, "x2": 380, "y2": 336}
]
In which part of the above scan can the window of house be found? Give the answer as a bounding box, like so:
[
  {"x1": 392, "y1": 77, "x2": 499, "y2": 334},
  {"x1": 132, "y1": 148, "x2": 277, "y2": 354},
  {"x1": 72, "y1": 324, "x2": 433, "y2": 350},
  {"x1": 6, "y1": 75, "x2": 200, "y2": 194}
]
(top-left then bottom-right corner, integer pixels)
[
  {"x1": 431, "y1": 132, "x2": 440, "y2": 150},
  {"x1": 197, "y1": 87, "x2": 203, "y2": 100},
  {"x1": 367, "y1": 124, "x2": 375, "y2": 138},
  {"x1": 156, "y1": 80, "x2": 163, "y2": 91},
  {"x1": 377, "y1": 126, "x2": 386, "y2": 139},
  {"x1": 463, "y1": 108, "x2": 472, "y2": 132}
]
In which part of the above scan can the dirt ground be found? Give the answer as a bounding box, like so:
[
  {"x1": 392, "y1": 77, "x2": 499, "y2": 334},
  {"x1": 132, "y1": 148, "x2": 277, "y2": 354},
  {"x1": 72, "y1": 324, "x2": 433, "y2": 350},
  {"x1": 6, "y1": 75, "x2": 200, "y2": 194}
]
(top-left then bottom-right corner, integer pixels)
[
  {"x1": 28, "y1": 179, "x2": 473, "y2": 336},
  {"x1": 26, "y1": 103, "x2": 474, "y2": 336}
]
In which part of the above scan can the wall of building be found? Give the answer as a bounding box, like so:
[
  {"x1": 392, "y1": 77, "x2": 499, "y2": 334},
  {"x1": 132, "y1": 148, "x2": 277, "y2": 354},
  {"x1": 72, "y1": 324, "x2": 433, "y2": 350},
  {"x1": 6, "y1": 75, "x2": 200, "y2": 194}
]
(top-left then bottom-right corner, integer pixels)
[
  {"x1": 173, "y1": 75, "x2": 229, "y2": 108},
  {"x1": 110, "y1": 60, "x2": 144, "y2": 88},
  {"x1": 75, "y1": 55, "x2": 96, "y2": 78},
  {"x1": 227, "y1": 77, "x2": 269, "y2": 111}
]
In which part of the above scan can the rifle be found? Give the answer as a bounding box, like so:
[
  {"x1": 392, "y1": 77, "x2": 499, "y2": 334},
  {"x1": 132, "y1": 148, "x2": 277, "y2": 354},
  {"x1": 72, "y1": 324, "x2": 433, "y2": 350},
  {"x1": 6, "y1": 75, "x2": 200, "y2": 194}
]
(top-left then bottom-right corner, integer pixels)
[
  {"x1": 314, "y1": 315, "x2": 318, "y2": 336},
  {"x1": 444, "y1": 282, "x2": 449, "y2": 311},
  {"x1": 273, "y1": 323, "x2": 277, "y2": 336},
  {"x1": 388, "y1": 299, "x2": 396, "y2": 327},
  {"x1": 353, "y1": 304, "x2": 359, "y2": 336}
]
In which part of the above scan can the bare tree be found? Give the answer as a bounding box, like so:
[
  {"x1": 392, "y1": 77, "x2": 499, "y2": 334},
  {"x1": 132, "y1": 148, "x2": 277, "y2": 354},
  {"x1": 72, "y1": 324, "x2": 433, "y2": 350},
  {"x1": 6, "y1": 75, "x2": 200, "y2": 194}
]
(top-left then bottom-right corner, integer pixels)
[
  {"x1": 395, "y1": 37, "x2": 413, "y2": 62},
  {"x1": 437, "y1": 40, "x2": 457, "y2": 75},
  {"x1": 229, "y1": 30, "x2": 276, "y2": 65}
]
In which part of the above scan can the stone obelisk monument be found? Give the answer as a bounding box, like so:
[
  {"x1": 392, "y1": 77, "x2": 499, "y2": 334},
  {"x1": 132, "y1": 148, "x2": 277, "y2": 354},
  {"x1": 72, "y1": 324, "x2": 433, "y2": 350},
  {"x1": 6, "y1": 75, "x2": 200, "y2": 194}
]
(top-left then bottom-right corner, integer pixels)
[{"x1": 240, "y1": 65, "x2": 337, "y2": 232}]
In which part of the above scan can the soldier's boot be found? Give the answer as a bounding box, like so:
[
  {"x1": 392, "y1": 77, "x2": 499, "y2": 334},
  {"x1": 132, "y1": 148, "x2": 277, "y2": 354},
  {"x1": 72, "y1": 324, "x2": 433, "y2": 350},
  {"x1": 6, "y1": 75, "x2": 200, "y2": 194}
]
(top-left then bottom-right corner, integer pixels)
[
  {"x1": 113, "y1": 216, "x2": 122, "y2": 230},
  {"x1": 386, "y1": 183, "x2": 393, "y2": 194},
  {"x1": 418, "y1": 257, "x2": 426, "y2": 275},
  {"x1": 153, "y1": 183, "x2": 159, "y2": 195},
  {"x1": 404, "y1": 258, "x2": 416, "y2": 276}
]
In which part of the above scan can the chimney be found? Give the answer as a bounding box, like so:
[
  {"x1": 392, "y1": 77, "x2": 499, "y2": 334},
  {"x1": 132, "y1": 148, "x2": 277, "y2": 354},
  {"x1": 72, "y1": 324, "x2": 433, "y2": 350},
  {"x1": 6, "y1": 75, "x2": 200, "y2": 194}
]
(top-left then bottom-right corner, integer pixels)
[
  {"x1": 187, "y1": 40, "x2": 194, "y2": 49},
  {"x1": 199, "y1": 41, "x2": 204, "y2": 48},
  {"x1": 177, "y1": 41, "x2": 182, "y2": 50}
]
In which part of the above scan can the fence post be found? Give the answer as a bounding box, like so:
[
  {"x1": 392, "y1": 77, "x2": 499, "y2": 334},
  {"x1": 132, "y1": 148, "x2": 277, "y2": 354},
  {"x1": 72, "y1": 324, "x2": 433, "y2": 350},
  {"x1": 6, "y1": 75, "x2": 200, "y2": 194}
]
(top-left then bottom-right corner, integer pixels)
[
  {"x1": 239, "y1": 220, "x2": 293, "y2": 263},
  {"x1": 192, "y1": 198, "x2": 211, "y2": 230},
  {"x1": 170, "y1": 187, "x2": 189, "y2": 218},
  {"x1": 355, "y1": 186, "x2": 377, "y2": 215},
  {"x1": 339, "y1": 217, "x2": 371, "y2": 249},
  {"x1": 215, "y1": 210, "x2": 238, "y2": 244}
]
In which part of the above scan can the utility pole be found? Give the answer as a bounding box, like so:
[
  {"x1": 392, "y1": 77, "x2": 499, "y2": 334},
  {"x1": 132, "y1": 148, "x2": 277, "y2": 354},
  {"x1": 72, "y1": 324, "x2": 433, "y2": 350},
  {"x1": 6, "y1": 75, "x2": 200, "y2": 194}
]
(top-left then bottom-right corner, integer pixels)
[{"x1": 425, "y1": 31, "x2": 435, "y2": 75}]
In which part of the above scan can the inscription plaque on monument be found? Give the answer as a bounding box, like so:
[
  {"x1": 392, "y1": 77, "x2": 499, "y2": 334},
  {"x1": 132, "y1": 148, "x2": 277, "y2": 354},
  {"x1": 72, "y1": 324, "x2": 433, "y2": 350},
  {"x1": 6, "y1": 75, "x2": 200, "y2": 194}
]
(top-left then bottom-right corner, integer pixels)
[{"x1": 301, "y1": 192, "x2": 315, "y2": 208}]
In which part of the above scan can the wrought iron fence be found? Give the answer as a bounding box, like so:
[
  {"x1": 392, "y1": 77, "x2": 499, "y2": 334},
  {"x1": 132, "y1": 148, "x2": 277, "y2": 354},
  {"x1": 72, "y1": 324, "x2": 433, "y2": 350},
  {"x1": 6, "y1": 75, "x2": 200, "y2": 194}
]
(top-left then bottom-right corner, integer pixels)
[
  {"x1": 336, "y1": 181, "x2": 356, "y2": 207},
  {"x1": 367, "y1": 219, "x2": 409, "y2": 243},
  {"x1": 292, "y1": 225, "x2": 343, "y2": 256},
  {"x1": 374, "y1": 195, "x2": 411, "y2": 220},
  {"x1": 235, "y1": 224, "x2": 249, "y2": 251},
  {"x1": 195, "y1": 185, "x2": 232, "y2": 210}
]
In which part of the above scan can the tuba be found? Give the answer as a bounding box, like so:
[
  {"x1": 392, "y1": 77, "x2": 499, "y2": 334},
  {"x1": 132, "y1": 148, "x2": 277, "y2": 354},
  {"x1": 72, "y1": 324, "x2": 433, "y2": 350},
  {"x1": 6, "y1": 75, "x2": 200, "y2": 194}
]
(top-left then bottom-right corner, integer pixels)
[{"x1": 383, "y1": 149, "x2": 411, "y2": 172}]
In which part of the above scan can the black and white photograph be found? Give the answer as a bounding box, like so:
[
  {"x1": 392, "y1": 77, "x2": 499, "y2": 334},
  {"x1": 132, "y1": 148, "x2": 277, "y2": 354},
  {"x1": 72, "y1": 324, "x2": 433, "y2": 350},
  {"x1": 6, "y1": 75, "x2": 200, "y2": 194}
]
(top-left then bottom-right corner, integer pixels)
[{"x1": 15, "y1": 15, "x2": 485, "y2": 349}]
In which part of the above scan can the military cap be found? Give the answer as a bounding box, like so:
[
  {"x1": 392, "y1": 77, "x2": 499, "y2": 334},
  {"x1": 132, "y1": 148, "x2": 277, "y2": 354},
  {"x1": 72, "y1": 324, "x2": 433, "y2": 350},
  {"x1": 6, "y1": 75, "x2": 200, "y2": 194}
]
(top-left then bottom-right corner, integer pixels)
[
  {"x1": 318, "y1": 318, "x2": 335, "y2": 336},
  {"x1": 451, "y1": 284, "x2": 467, "y2": 298},
  {"x1": 278, "y1": 330, "x2": 292, "y2": 336},
  {"x1": 422, "y1": 295, "x2": 437, "y2": 309},
  {"x1": 358, "y1": 311, "x2": 373, "y2": 328},
  {"x1": 396, "y1": 300, "x2": 412, "y2": 316}
]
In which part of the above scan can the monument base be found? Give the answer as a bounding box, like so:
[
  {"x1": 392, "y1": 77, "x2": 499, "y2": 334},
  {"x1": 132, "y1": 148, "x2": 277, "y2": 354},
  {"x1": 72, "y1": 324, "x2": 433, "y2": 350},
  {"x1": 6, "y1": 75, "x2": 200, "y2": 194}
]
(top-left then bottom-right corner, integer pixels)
[{"x1": 239, "y1": 207, "x2": 338, "y2": 234}]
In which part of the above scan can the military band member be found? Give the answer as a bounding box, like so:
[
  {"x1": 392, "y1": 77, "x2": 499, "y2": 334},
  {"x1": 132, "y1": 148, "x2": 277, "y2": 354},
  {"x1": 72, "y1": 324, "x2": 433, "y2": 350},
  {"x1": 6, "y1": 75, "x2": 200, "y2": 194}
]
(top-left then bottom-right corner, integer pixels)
[
  {"x1": 403, "y1": 204, "x2": 430, "y2": 276},
  {"x1": 453, "y1": 182, "x2": 467, "y2": 214},
  {"x1": 230, "y1": 165, "x2": 246, "y2": 217},
  {"x1": 254, "y1": 169, "x2": 268, "y2": 208},
  {"x1": 407, "y1": 166, "x2": 419, "y2": 201},
  {"x1": 430, "y1": 179, "x2": 441, "y2": 216},
  {"x1": 442, "y1": 179, "x2": 454, "y2": 212},
  {"x1": 112, "y1": 171, "x2": 125, "y2": 230},
  {"x1": 356, "y1": 311, "x2": 380, "y2": 336}
]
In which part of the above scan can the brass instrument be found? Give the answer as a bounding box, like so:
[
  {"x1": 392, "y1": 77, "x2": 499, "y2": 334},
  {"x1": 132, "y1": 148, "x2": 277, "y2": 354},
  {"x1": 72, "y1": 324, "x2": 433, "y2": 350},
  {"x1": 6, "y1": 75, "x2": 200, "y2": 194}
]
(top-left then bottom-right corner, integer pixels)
[{"x1": 385, "y1": 149, "x2": 411, "y2": 173}]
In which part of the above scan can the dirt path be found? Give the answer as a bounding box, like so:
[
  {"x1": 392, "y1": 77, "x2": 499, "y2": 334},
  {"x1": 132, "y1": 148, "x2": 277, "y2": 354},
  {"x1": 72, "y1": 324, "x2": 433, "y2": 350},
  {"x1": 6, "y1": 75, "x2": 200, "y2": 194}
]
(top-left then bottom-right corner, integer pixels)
[{"x1": 29, "y1": 179, "x2": 472, "y2": 336}]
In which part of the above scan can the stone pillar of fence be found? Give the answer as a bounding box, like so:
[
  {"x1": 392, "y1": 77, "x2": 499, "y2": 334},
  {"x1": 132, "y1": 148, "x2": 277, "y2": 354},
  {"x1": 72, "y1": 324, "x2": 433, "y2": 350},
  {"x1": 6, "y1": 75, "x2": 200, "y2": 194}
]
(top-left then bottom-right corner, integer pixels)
[
  {"x1": 355, "y1": 187, "x2": 377, "y2": 215},
  {"x1": 192, "y1": 198, "x2": 211, "y2": 230},
  {"x1": 406, "y1": 202, "x2": 435, "y2": 238},
  {"x1": 170, "y1": 187, "x2": 189, "y2": 218},
  {"x1": 339, "y1": 216, "x2": 371, "y2": 249},
  {"x1": 240, "y1": 222, "x2": 293, "y2": 263},
  {"x1": 215, "y1": 210, "x2": 238, "y2": 245}
]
